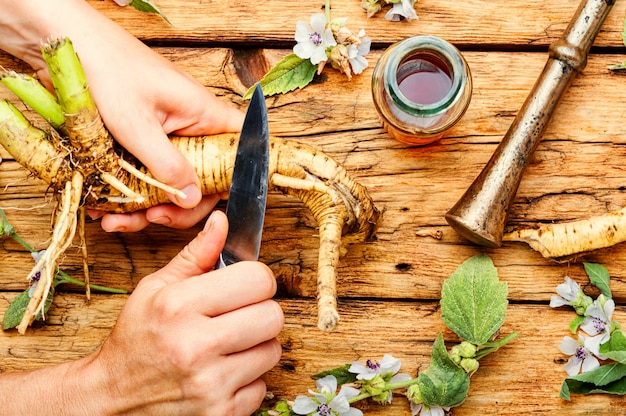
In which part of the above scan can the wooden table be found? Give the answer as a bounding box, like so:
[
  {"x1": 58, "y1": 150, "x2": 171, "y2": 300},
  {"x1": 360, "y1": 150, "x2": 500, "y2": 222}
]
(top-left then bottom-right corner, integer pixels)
[{"x1": 1, "y1": 1, "x2": 626, "y2": 414}]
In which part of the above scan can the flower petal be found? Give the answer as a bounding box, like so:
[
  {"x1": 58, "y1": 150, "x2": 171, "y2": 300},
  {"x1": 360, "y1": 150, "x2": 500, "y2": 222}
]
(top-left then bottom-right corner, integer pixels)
[
  {"x1": 310, "y1": 14, "x2": 327, "y2": 33},
  {"x1": 338, "y1": 385, "x2": 361, "y2": 400},
  {"x1": 604, "y1": 298, "x2": 615, "y2": 321},
  {"x1": 294, "y1": 20, "x2": 312, "y2": 42},
  {"x1": 294, "y1": 42, "x2": 315, "y2": 60},
  {"x1": 316, "y1": 374, "x2": 338, "y2": 394},
  {"x1": 563, "y1": 356, "x2": 583, "y2": 376},
  {"x1": 292, "y1": 396, "x2": 319, "y2": 414},
  {"x1": 559, "y1": 336, "x2": 579, "y2": 355},
  {"x1": 310, "y1": 46, "x2": 328, "y2": 65},
  {"x1": 550, "y1": 295, "x2": 569, "y2": 308},
  {"x1": 322, "y1": 28, "x2": 337, "y2": 47},
  {"x1": 583, "y1": 334, "x2": 605, "y2": 355},
  {"x1": 581, "y1": 355, "x2": 600, "y2": 373}
]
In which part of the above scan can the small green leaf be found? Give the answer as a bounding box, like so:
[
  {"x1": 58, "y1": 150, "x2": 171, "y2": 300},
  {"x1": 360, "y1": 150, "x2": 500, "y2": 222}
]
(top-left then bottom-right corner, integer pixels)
[
  {"x1": 560, "y1": 363, "x2": 626, "y2": 399},
  {"x1": 440, "y1": 254, "x2": 508, "y2": 345},
  {"x1": 622, "y1": 15, "x2": 626, "y2": 46},
  {"x1": 418, "y1": 333, "x2": 470, "y2": 408},
  {"x1": 243, "y1": 54, "x2": 317, "y2": 99},
  {"x1": 608, "y1": 62, "x2": 626, "y2": 74},
  {"x1": 2, "y1": 288, "x2": 54, "y2": 330},
  {"x1": 584, "y1": 262, "x2": 612, "y2": 298},
  {"x1": 569, "y1": 315, "x2": 585, "y2": 334},
  {"x1": 312, "y1": 364, "x2": 357, "y2": 386},
  {"x1": 129, "y1": 0, "x2": 173, "y2": 26}
]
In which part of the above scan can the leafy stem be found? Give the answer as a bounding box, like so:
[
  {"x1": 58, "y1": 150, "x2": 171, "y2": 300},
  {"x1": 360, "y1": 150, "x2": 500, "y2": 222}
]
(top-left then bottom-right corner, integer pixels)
[
  {"x1": 348, "y1": 378, "x2": 420, "y2": 403},
  {"x1": 1, "y1": 208, "x2": 127, "y2": 295}
]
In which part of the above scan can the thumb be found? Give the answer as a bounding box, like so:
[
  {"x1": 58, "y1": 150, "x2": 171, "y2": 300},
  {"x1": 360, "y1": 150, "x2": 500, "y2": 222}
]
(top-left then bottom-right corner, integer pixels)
[{"x1": 156, "y1": 210, "x2": 228, "y2": 284}]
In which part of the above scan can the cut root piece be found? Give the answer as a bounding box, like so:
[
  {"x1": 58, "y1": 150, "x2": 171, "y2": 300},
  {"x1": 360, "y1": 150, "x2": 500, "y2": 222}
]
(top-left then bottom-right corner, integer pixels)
[{"x1": 503, "y1": 208, "x2": 626, "y2": 261}]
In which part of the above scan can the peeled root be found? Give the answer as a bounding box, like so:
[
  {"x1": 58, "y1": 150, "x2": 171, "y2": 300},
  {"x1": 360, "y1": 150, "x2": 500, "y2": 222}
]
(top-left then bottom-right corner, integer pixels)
[{"x1": 503, "y1": 208, "x2": 626, "y2": 260}]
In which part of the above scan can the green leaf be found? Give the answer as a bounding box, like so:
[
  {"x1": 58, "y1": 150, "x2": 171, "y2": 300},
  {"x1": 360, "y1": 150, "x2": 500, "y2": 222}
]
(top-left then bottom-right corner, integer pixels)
[
  {"x1": 418, "y1": 333, "x2": 470, "y2": 408},
  {"x1": 129, "y1": 0, "x2": 173, "y2": 26},
  {"x1": 569, "y1": 315, "x2": 585, "y2": 334},
  {"x1": 584, "y1": 262, "x2": 612, "y2": 298},
  {"x1": 243, "y1": 54, "x2": 316, "y2": 99},
  {"x1": 622, "y1": 14, "x2": 626, "y2": 47},
  {"x1": 560, "y1": 363, "x2": 626, "y2": 399},
  {"x1": 600, "y1": 329, "x2": 626, "y2": 364},
  {"x1": 312, "y1": 364, "x2": 357, "y2": 386},
  {"x1": 440, "y1": 254, "x2": 508, "y2": 345},
  {"x1": 2, "y1": 287, "x2": 54, "y2": 330}
]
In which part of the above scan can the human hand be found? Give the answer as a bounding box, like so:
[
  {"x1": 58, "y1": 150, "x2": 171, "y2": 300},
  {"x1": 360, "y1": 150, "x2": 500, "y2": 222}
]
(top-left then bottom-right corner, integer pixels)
[
  {"x1": 0, "y1": 0, "x2": 245, "y2": 232},
  {"x1": 74, "y1": 210, "x2": 283, "y2": 415}
]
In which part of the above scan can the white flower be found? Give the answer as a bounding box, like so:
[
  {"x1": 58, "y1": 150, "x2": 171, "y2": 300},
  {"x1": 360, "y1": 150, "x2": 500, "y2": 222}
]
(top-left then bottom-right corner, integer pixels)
[
  {"x1": 550, "y1": 275, "x2": 592, "y2": 315},
  {"x1": 347, "y1": 31, "x2": 371, "y2": 75},
  {"x1": 349, "y1": 354, "x2": 409, "y2": 382},
  {"x1": 559, "y1": 335, "x2": 601, "y2": 376},
  {"x1": 294, "y1": 14, "x2": 337, "y2": 65},
  {"x1": 550, "y1": 276, "x2": 581, "y2": 307},
  {"x1": 385, "y1": 0, "x2": 418, "y2": 22},
  {"x1": 410, "y1": 403, "x2": 450, "y2": 416},
  {"x1": 292, "y1": 375, "x2": 363, "y2": 416},
  {"x1": 580, "y1": 295, "x2": 615, "y2": 354},
  {"x1": 113, "y1": 0, "x2": 132, "y2": 5}
]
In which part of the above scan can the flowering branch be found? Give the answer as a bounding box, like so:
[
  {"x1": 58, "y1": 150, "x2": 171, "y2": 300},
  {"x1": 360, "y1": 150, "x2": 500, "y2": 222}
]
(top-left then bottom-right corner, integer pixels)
[
  {"x1": 244, "y1": 1, "x2": 373, "y2": 99},
  {"x1": 0, "y1": 208, "x2": 127, "y2": 330},
  {"x1": 551, "y1": 263, "x2": 626, "y2": 398},
  {"x1": 256, "y1": 254, "x2": 516, "y2": 415}
]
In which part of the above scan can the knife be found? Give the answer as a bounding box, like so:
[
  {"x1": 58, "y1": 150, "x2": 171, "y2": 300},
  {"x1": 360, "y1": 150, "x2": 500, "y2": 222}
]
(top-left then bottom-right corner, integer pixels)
[{"x1": 216, "y1": 83, "x2": 269, "y2": 268}]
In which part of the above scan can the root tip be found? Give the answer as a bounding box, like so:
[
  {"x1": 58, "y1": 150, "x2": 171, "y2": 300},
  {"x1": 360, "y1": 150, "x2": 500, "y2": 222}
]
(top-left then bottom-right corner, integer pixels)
[{"x1": 317, "y1": 310, "x2": 340, "y2": 331}]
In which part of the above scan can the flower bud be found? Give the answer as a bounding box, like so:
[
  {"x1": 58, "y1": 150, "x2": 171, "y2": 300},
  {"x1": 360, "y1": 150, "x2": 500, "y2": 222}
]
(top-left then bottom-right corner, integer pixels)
[
  {"x1": 361, "y1": 0, "x2": 382, "y2": 18},
  {"x1": 457, "y1": 341, "x2": 478, "y2": 358},
  {"x1": 460, "y1": 358, "x2": 479, "y2": 375},
  {"x1": 572, "y1": 291, "x2": 593, "y2": 315},
  {"x1": 362, "y1": 374, "x2": 386, "y2": 396},
  {"x1": 406, "y1": 383, "x2": 423, "y2": 405},
  {"x1": 329, "y1": 44, "x2": 352, "y2": 79}
]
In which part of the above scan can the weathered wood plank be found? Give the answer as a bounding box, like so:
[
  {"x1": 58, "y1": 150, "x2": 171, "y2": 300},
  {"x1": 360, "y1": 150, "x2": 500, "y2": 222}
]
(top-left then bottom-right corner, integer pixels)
[
  {"x1": 0, "y1": 294, "x2": 624, "y2": 415},
  {"x1": 85, "y1": 0, "x2": 626, "y2": 48},
  {"x1": 1, "y1": 48, "x2": 626, "y2": 303}
]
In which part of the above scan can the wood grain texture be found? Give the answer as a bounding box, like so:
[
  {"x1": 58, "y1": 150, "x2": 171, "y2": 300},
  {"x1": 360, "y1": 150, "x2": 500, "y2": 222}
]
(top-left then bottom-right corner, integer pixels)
[
  {"x1": 2, "y1": 1, "x2": 626, "y2": 414},
  {"x1": 85, "y1": 0, "x2": 626, "y2": 48}
]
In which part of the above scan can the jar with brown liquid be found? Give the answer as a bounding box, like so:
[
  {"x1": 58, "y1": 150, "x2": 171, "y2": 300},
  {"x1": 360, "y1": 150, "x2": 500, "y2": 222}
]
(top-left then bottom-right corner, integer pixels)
[{"x1": 371, "y1": 35, "x2": 472, "y2": 145}]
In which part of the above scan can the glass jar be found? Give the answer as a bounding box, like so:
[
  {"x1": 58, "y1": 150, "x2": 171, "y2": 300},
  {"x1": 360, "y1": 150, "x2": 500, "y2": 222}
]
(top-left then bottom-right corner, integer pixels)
[{"x1": 371, "y1": 35, "x2": 472, "y2": 145}]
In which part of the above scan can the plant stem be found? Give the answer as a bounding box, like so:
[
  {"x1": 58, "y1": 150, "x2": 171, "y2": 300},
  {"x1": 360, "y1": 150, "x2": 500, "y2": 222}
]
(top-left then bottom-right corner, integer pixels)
[
  {"x1": 0, "y1": 71, "x2": 65, "y2": 130},
  {"x1": 325, "y1": 0, "x2": 331, "y2": 22},
  {"x1": 348, "y1": 378, "x2": 419, "y2": 403},
  {"x1": 476, "y1": 332, "x2": 519, "y2": 360},
  {"x1": 1, "y1": 209, "x2": 127, "y2": 295}
]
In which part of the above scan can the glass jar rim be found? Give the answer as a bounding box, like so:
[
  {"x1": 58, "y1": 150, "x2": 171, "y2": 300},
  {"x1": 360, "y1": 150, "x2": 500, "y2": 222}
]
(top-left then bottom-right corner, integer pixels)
[{"x1": 385, "y1": 36, "x2": 468, "y2": 116}]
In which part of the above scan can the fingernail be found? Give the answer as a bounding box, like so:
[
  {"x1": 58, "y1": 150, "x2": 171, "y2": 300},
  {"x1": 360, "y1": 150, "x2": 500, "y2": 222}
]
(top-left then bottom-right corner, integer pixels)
[
  {"x1": 88, "y1": 211, "x2": 105, "y2": 220},
  {"x1": 175, "y1": 184, "x2": 201, "y2": 208},
  {"x1": 104, "y1": 225, "x2": 126, "y2": 233},
  {"x1": 203, "y1": 211, "x2": 216, "y2": 232},
  {"x1": 150, "y1": 216, "x2": 172, "y2": 226}
]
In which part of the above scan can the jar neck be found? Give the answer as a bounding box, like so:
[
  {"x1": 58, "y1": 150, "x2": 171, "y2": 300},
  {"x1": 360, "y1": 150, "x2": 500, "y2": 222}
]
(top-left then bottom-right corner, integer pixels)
[{"x1": 385, "y1": 36, "x2": 467, "y2": 117}]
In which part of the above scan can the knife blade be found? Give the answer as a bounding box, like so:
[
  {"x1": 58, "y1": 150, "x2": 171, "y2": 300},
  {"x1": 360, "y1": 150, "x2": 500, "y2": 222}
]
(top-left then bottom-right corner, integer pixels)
[{"x1": 217, "y1": 83, "x2": 269, "y2": 268}]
